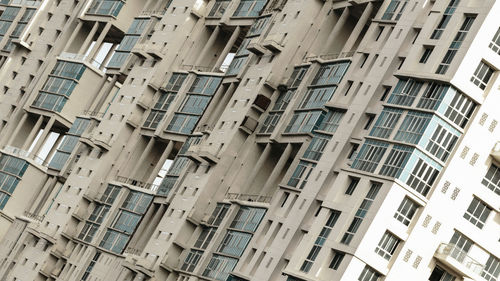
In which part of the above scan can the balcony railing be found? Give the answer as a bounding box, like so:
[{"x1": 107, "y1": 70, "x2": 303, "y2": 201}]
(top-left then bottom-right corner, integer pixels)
[
  {"x1": 10, "y1": 0, "x2": 41, "y2": 6},
  {"x1": 82, "y1": 110, "x2": 105, "y2": 118},
  {"x1": 303, "y1": 51, "x2": 355, "y2": 63},
  {"x1": 115, "y1": 176, "x2": 159, "y2": 191},
  {"x1": 59, "y1": 52, "x2": 103, "y2": 69},
  {"x1": 87, "y1": 0, "x2": 124, "y2": 17},
  {"x1": 225, "y1": 192, "x2": 272, "y2": 203},
  {"x1": 23, "y1": 211, "x2": 45, "y2": 223},
  {"x1": 435, "y1": 243, "x2": 484, "y2": 276},
  {"x1": 3, "y1": 145, "x2": 48, "y2": 166},
  {"x1": 124, "y1": 247, "x2": 143, "y2": 256}
]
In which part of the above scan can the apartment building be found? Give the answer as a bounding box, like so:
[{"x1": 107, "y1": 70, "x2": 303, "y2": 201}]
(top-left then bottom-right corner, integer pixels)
[{"x1": 0, "y1": 0, "x2": 497, "y2": 280}]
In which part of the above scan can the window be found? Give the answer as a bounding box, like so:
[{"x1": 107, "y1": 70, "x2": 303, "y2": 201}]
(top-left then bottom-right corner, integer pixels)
[
  {"x1": 345, "y1": 177, "x2": 360, "y2": 195},
  {"x1": 364, "y1": 114, "x2": 375, "y2": 130},
  {"x1": 81, "y1": 252, "x2": 100, "y2": 281},
  {"x1": 301, "y1": 210, "x2": 341, "y2": 272},
  {"x1": 443, "y1": 91, "x2": 475, "y2": 128},
  {"x1": 417, "y1": 82, "x2": 448, "y2": 110},
  {"x1": 259, "y1": 112, "x2": 282, "y2": 134},
  {"x1": 406, "y1": 158, "x2": 440, "y2": 196},
  {"x1": 430, "y1": 0, "x2": 460, "y2": 39},
  {"x1": 229, "y1": 206, "x2": 266, "y2": 232},
  {"x1": 375, "y1": 231, "x2": 401, "y2": 260},
  {"x1": 311, "y1": 62, "x2": 350, "y2": 86},
  {"x1": 358, "y1": 265, "x2": 381, "y2": 281},
  {"x1": 218, "y1": 231, "x2": 252, "y2": 257},
  {"x1": 181, "y1": 250, "x2": 203, "y2": 272},
  {"x1": 317, "y1": 110, "x2": 344, "y2": 133},
  {"x1": 463, "y1": 197, "x2": 491, "y2": 229},
  {"x1": 394, "y1": 111, "x2": 432, "y2": 144},
  {"x1": 329, "y1": 251, "x2": 345, "y2": 270},
  {"x1": 449, "y1": 231, "x2": 473, "y2": 255},
  {"x1": 379, "y1": 145, "x2": 412, "y2": 177},
  {"x1": 394, "y1": 197, "x2": 418, "y2": 226},
  {"x1": 99, "y1": 229, "x2": 129, "y2": 254},
  {"x1": 298, "y1": 86, "x2": 336, "y2": 109},
  {"x1": 381, "y1": 0, "x2": 408, "y2": 21},
  {"x1": 481, "y1": 254, "x2": 499, "y2": 281},
  {"x1": 419, "y1": 47, "x2": 433, "y2": 63},
  {"x1": 489, "y1": 27, "x2": 500, "y2": 55},
  {"x1": 288, "y1": 160, "x2": 316, "y2": 189},
  {"x1": 303, "y1": 134, "x2": 331, "y2": 161},
  {"x1": 285, "y1": 110, "x2": 324, "y2": 134},
  {"x1": 232, "y1": 0, "x2": 266, "y2": 17},
  {"x1": 425, "y1": 124, "x2": 458, "y2": 162},
  {"x1": 482, "y1": 164, "x2": 500, "y2": 195},
  {"x1": 352, "y1": 140, "x2": 389, "y2": 173},
  {"x1": 370, "y1": 108, "x2": 403, "y2": 139},
  {"x1": 341, "y1": 183, "x2": 381, "y2": 245},
  {"x1": 202, "y1": 254, "x2": 238, "y2": 281},
  {"x1": 209, "y1": 0, "x2": 230, "y2": 17},
  {"x1": 436, "y1": 16, "x2": 475, "y2": 74},
  {"x1": 429, "y1": 266, "x2": 456, "y2": 281},
  {"x1": 471, "y1": 61, "x2": 494, "y2": 90},
  {"x1": 387, "y1": 79, "x2": 423, "y2": 106},
  {"x1": 207, "y1": 204, "x2": 230, "y2": 226}
]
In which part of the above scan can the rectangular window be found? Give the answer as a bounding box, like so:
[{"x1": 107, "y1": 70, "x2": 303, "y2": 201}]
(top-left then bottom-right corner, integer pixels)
[
  {"x1": 287, "y1": 160, "x2": 316, "y2": 189},
  {"x1": 345, "y1": 177, "x2": 360, "y2": 195},
  {"x1": 358, "y1": 265, "x2": 381, "y2": 281},
  {"x1": 300, "y1": 210, "x2": 341, "y2": 272},
  {"x1": 443, "y1": 91, "x2": 475, "y2": 128},
  {"x1": 181, "y1": 250, "x2": 203, "y2": 272},
  {"x1": 229, "y1": 206, "x2": 266, "y2": 233},
  {"x1": 317, "y1": 110, "x2": 345, "y2": 133},
  {"x1": 274, "y1": 90, "x2": 296, "y2": 111},
  {"x1": 285, "y1": 110, "x2": 324, "y2": 134},
  {"x1": 482, "y1": 164, "x2": 500, "y2": 195},
  {"x1": 394, "y1": 197, "x2": 419, "y2": 226},
  {"x1": 436, "y1": 16, "x2": 475, "y2": 74},
  {"x1": 259, "y1": 112, "x2": 282, "y2": 134},
  {"x1": 232, "y1": 0, "x2": 267, "y2": 17},
  {"x1": 329, "y1": 251, "x2": 345, "y2": 270},
  {"x1": 425, "y1": 124, "x2": 458, "y2": 162},
  {"x1": 387, "y1": 79, "x2": 423, "y2": 106},
  {"x1": 99, "y1": 229, "x2": 129, "y2": 254},
  {"x1": 481, "y1": 254, "x2": 500, "y2": 281},
  {"x1": 303, "y1": 133, "x2": 331, "y2": 161},
  {"x1": 489, "y1": 27, "x2": 500, "y2": 55},
  {"x1": 406, "y1": 158, "x2": 439, "y2": 197},
  {"x1": 449, "y1": 231, "x2": 473, "y2": 254},
  {"x1": 218, "y1": 231, "x2": 252, "y2": 257},
  {"x1": 341, "y1": 183, "x2": 381, "y2": 245},
  {"x1": 299, "y1": 86, "x2": 337, "y2": 109},
  {"x1": 379, "y1": 145, "x2": 412, "y2": 177},
  {"x1": 419, "y1": 47, "x2": 433, "y2": 63},
  {"x1": 381, "y1": 0, "x2": 408, "y2": 21},
  {"x1": 463, "y1": 197, "x2": 491, "y2": 229},
  {"x1": 100, "y1": 184, "x2": 121, "y2": 204},
  {"x1": 375, "y1": 231, "x2": 401, "y2": 260},
  {"x1": 430, "y1": 0, "x2": 460, "y2": 39},
  {"x1": 311, "y1": 62, "x2": 350, "y2": 86},
  {"x1": 471, "y1": 61, "x2": 494, "y2": 90},
  {"x1": 370, "y1": 108, "x2": 403, "y2": 139},
  {"x1": 207, "y1": 203, "x2": 230, "y2": 226},
  {"x1": 417, "y1": 82, "x2": 448, "y2": 110},
  {"x1": 202, "y1": 254, "x2": 238, "y2": 281},
  {"x1": 208, "y1": 0, "x2": 230, "y2": 17},
  {"x1": 352, "y1": 140, "x2": 389, "y2": 173},
  {"x1": 394, "y1": 111, "x2": 432, "y2": 144},
  {"x1": 194, "y1": 227, "x2": 217, "y2": 249}
]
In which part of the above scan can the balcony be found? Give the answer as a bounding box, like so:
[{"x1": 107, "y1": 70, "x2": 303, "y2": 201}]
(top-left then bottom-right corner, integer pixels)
[
  {"x1": 86, "y1": 0, "x2": 124, "y2": 17},
  {"x1": 225, "y1": 193, "x2": 272, "y2": 204},
  {"x1": 303, "y1": 52, "x2": 355, "y2": 64},
  {"x1": 434, "y1": 243, "x2": 484, "y2": 278},
  {"x1": 115, "y1": 176, "x2": 159, "y2": 192},
  {"x1": 2, "y1": 145, "x2": 48, "y2": 167}
]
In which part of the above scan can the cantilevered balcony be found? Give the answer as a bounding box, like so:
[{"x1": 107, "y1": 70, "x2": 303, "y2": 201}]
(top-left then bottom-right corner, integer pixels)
[
  {"x1": 86, "y1": 0, "x2": 124, "y2": 17},
  {"x1": 434, "y1": 243, "x2": 484, "y2": 279}
]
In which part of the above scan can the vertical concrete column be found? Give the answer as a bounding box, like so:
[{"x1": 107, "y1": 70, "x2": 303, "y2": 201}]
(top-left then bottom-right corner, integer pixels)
[
  {"x1": 31, "y1": 116, "x2": 56, "y2": 157},
  {"x1": 133, "y1": 272, "x2": 146, "y2": 281},
  {"x1": 213, "y1": 26, "x2": 241, "y2": 71},
  {"x1": 205, "y1": 82, "x2": 237, "y2": 127},
  {"x1": 194, "y1": 26, "x2": 220, "y2": 66},
  {"x1": 146, "y1": 140, "x2": 174, "y2": 184},
  {"x1": 322, "y1": 7, "x2": 350, "y2": 54},
  {"x1": 100, "y1": 43, "x2": 117, "y2": 70},
  {"x1": 45, "y1": 133, "x2": 64, "y2": 163},
  {"x1": 85, "y1": 75, "x2": 109, "y2": 110},
  {"x1": 22, "y1": 115, "x2": 44, "y2": 150},
  {"x1": 242, "y1": 143, "x2": 272, "y2": 192},
  {"x1": 341, "y1": 2, "x2": 373, "y2": 53},
  {"x1": 130, "y1": 137, "x2": 156, "y2": 179},
  {"x1": 87, "y1": 22, "x2": 112, "y2": 63},
  {"x1": 78, "y1": 21, "x2": 100, "y2": 55},
  {"x1": 91, "y1": 75, "x2": 118, "y2": 112},
  {"x1": 63, "y1": 21, "x2": 83, "y2": 52},
  {"x1": 261, "y1": 143, "x2": 292, "y2": 194},
  {"x1": 31, "y1": 176, "x2": 57, "y2": 214},
  {"x1": 5, "y1": 112, "x2": 28, "y2": 147}
]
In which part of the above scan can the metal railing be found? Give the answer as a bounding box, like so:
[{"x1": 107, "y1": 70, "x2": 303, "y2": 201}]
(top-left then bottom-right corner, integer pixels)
[
  {"x1": 3, "y1": 145, "x2": 48, "y2": 166},
  {"x1": 303, "y1": 51, "x2": 355, "y2": 63},
  {"x1": 23, "y1": 211, "x2": 45, "y2": 223},
  {"x1": 140, "y1": 10, "x2": 166, "y2": 17},
  {"x1": 83, "y1": 110, "x2": 105, "y2": 118},
  {"x1": 225, "y1": 193, "x2": 272, "y2": 203},
  {"x1": 436, "y1": 243, "x2": 484, "y2": 275},
  {"x1": 179, "y1": 64, "x2": 216, "y2": 73},
  {"x1": 115, "y1": 176, "x2": 159, "y2": 191},
  {"x1": 124, "y1": 247, "x2": 143, "y2": 256},
  {"x1": 10, "y1": 0, "x2": 41, "y2": 6},
  {"x1": 59, "y1": 52, "x2": 103, "y2": 69}
]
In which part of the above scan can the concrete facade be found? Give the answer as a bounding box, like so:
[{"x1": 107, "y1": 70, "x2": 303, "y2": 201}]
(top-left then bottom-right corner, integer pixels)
[{"x1": 0, "y1": 0, "x2": 498, "y2": 281}]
